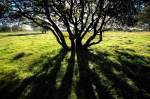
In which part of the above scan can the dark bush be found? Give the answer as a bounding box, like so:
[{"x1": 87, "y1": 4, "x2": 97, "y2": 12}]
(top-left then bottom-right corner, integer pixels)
[
  {"x1": 13, "y1": 52, "x2": 25, "y2": 60},
  {"x1": 0, "y1": 25, "x2": 11, "y2": 32}
]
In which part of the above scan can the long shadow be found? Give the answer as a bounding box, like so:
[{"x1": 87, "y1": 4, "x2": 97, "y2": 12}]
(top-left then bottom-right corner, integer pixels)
[
  {"x1": 115, "y1": 51, "x2": 150, "y2": 97},
  {"x1": 27, "y1": 49, "x2": 75, "y2": 99},
  {"x1": 1, "y1": 32, "x2": 44, "y2": 37},
  {"x1": 56, "y1": 49, "x2": 75, "y2": 99},
  {"x1": 88, "y1": 51, "x2": 138, "y2": 99},
  {"x1": 0, "y1": 48, "x2": 149, "y2": 99},
  {"x1": 75, "y1": 49, "x2": 113, "y2": 99},
  {"x1": 74, "y1": 49, "x2": 150, "y2": 99},
  {"x1": 0, "y1": 49, "x2": 69, "y2": 99},
  {"x1": 88, "y1": 50, "x2": 150, "y2": 99},
  {"x1": 25, "y1": 49, "x2": 68, "y2": 99}
]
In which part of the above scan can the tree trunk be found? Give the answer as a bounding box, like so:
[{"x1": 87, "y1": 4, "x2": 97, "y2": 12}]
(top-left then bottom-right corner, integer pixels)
[{"x1": 70, "y1": 39, "x2": 75, "y2": 50}]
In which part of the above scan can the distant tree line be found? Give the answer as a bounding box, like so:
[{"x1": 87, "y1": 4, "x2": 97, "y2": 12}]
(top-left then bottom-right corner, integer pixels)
[{"x1": 0, "y1": 25, "x2": 23, "y2": 32}]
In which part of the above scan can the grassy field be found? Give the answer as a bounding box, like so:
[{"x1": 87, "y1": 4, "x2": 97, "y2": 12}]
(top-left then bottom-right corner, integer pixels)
[{"x1": 0, "y1": 31, "x2": 150, "y2": 99}]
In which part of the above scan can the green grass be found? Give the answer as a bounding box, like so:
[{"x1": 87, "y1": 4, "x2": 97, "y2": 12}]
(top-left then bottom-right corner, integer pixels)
[
  {"x1": 0, "y1": 31, "x2": 150, "y2": 99},
  {"x1": 0, "y1": 32, "x2": 61, "y2": 78}
]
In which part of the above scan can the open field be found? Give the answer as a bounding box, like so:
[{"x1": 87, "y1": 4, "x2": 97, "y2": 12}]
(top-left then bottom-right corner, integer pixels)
[{"x1": 0, "y1": 31, "x2": 150, "y2": 99}]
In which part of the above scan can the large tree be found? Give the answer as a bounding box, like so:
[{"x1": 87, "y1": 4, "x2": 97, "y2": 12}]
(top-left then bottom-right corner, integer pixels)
[
  {"x1": 1, "y1": 1, "x2": 150, "y2": 98},
  {"x1": 3, "y1": 0, "x2": 149, "y2": 50}
]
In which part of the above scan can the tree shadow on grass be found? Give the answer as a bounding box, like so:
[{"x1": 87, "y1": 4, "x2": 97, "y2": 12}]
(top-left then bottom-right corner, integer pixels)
[
  {"x1": 86, "y1": 50, "x2": 150, "y2": 99},
  {"x1": 75, "y1": 49, "x2": 113, "y2": 99},
  {"x1": 0, "y1": 48, "x2": 150, "y2": 99},
  {"x1": 115, "y1": 51, "x2": 150, "y2": 95},
  {"x1": 74, "y1": 49, "x2": 150, "y2": 99},
  {"x1": 0, "y1": 48, "x2": 75, "y2": 99}
]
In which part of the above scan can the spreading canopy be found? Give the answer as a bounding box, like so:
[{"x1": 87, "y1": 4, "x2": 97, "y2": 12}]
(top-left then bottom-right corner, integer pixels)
[{"x1": 1, "y1": 0, "x2": 149, "y2": 49}]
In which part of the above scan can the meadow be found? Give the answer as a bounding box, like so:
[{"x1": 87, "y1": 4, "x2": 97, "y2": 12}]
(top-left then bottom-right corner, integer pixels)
[{"x1": 0, "y1": 31, "x2": 150, "y2": 99}]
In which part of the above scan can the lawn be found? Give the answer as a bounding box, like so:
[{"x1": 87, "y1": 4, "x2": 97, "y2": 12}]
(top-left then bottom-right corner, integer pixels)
[{"x1": 0, "y1": 31, "x2": 150, "y2": 99}]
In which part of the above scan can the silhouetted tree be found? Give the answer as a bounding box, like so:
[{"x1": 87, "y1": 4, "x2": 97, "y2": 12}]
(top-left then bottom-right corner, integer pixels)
[
  {"x1": 1, "y1": 1, "x2": 150, "y2": 98},
  {"x1": 2, "y1": 0, "x2": 149, "y2": 49}
]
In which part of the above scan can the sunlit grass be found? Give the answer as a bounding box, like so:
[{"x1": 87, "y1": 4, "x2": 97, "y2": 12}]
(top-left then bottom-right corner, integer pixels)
[{"x1": 0, "y1": 31, "x2": 150, "y2": 99}]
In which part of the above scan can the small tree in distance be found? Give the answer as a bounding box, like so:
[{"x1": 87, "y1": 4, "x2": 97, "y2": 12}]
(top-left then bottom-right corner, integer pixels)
[{"x1": 136, "y1": 4, "x2": 150, "y2": 30}]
